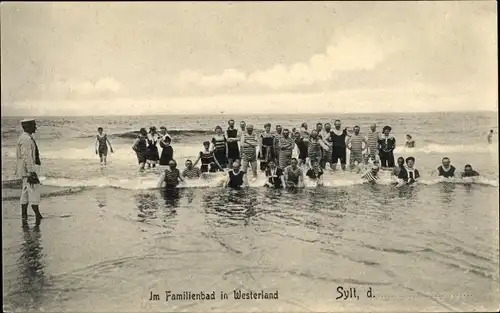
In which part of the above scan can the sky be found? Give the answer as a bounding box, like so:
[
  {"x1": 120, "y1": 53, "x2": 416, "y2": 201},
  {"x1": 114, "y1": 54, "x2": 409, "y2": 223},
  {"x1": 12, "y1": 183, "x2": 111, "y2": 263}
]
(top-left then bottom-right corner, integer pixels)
[{"x1": 1, "y1": 2, "x2": 497, "y2": 116}]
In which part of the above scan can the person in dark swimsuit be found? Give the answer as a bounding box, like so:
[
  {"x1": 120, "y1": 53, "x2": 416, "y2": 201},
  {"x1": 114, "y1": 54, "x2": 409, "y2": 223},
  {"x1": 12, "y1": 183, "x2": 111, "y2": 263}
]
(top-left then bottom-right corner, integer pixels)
[
  {"x1": 159, "y1": 135, "x2": 173, "y2": 166},
  {"x1": 461, "y1": 164, "x2": 480, "y2": 178},
  {"x1": 294, "y1": 131, "x2": 308, "y2": 166},
  {"x1": 224, "y1": 161, "x2": 248, "y2": 190},
  {"x1": 193, "y1": 141, "x2": 223, "y2": 175},
  {"x1": 405, "y1": 134, "x2": 415, "y2": 148},
  {"x1": 211, "y1": 126, "x2": 228, "y2": 169},
  {"x1": 437, "y1": 157, "x2": 456, "y2": 178},
  {"x1": 397, "y1": 156, "x2": 420, "y2": 186},
  {"x1": 306, "y1": 161, "x2": 324, "y2": 186},
  {"x1": 146, "y1": 126, "x2": 160, "y2": 168},
  {"x1": 329, "y1": 119, "x2": 350, "y2": 171},
  {"x1": 226, "y1": 119, "x2": 240, "y2": 165},
  {"x1": 95, "y1": 127, "x2": 113, "y2": 165},
  {"x1": 258, "y1": 123, "x2": 275, "y2": 171},
  {"x1": 132, "y1": 128, "x2": 148, "y2": 172},
  {"x1": 379, "y1": 126, "x2": 396, "y2": 168},
  {"x1": 264, "y1": 160, "x2": 285, "y2": 188},
  {"x1": 391, "y1": 157, "x2": 405, "y2": 177}
]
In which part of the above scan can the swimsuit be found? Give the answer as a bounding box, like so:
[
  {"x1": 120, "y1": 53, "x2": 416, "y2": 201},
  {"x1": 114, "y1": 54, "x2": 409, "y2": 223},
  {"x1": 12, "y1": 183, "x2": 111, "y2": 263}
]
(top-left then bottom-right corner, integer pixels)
[
  {"x1": 278, "y1": 136, "x2": 294, "y2": 168},
  {"x1": 438, "y1": 165, "x2": 456, "y2": 178},
  {"x1": 200, "y1": 150, "x2": 218, "y2": 173},
  {"x1": 212, "y1": 135, "x2": 228, "y2": 168},
  {"x1": 226, "y1": 128, "x2": 240, "y2": 161},
  {"x1": 97, "y1": 134, "x2": 108, "y2": 157},
  {"x1": 228, "y1": 170, "x2": 245, "y2": 189},
  {"x1": 331, "y1": 129, "x2": 348, "y2": 165}
]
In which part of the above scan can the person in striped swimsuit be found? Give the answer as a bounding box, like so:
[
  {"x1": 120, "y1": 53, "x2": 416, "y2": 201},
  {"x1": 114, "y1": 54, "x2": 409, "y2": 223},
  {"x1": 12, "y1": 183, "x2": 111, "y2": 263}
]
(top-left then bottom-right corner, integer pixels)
[
  {"x1": 240, "y1": 124, "x2": 259, "y2": 179},
  {"x1": 158, "y1": 159, "x2": 184, "y2": 189},
  {"x1": 320, "y1": 123, "x2": 333, "y2": 168},
  {"x1": 211, "y1": 126, "x2": 228, "y2": 169},
  {"x1": 193, "y1": 141, "x2": 223, "y2": 174},
  {"x1": 306, "y1": 130, "x2": 323, "y2": 169},
  {"x1": 284, "y1": 158, "x2": 305, "y2": 188},
  {"x1": 346, "y1": 125, "x2": 368, "y2": 171},
  {"x1": 361, "y1": 165, "x2": 380, "y2": 184},
  {"x1": 365, "y1": 123, "x2": 380, "y2": 165},
  {"x1": 278, "y1": 128, "x2": 295, "y2": 168},
  {"x1": 258, "y1": 123, "x2": 275, "y2": 171},
  {"x1": 132, "y1": 128, "x2": 149, "y2": 172},
  {"x1": 181, "y1": 160, "x2": 201, "y2": 179}
]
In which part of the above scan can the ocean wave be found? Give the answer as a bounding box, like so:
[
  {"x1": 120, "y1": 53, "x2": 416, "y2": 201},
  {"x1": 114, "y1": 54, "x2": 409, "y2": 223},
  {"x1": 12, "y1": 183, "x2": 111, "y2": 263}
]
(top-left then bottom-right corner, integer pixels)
[{"x1": 22, "y1": 173, "x2": 498, "y2": 190}]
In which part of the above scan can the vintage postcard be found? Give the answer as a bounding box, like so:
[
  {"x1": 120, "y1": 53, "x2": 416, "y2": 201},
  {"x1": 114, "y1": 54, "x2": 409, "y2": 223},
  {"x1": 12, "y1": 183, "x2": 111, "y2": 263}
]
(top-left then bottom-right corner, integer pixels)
[{"x1": 1, "y1": 1, "x2": 498, "y2": 312}]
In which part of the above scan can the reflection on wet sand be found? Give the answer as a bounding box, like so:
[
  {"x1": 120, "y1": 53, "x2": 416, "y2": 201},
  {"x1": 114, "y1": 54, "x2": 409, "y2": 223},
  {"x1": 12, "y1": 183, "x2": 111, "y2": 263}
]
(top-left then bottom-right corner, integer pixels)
[{"x1": 13, "y1": 222, "x2": 46, "y2": 311}]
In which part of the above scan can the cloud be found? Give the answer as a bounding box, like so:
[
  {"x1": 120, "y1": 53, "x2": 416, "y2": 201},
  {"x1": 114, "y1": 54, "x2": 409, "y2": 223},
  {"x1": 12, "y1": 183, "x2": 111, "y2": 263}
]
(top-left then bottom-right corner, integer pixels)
[
  {"x1": 176, "y1": 35, "x2": 391, "y2": 90},
  {"x1": 50, "y1": 77, "x2": 122, "y2": 97}
]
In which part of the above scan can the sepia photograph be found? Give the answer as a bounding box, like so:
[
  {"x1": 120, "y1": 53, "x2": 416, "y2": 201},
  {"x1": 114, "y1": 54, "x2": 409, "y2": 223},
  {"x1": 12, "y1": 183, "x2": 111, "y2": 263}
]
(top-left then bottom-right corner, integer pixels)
[{"x1": 1, "y1": 1, "x2": 498, "y2": 312}]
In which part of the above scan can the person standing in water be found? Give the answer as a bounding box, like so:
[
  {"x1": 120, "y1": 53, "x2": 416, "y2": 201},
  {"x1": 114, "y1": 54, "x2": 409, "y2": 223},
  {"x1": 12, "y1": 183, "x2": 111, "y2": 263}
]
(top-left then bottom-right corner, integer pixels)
[
  {"x1": 329, "y1": 119, "x2": 350, "y2": 171},
  {"x1": 365, "y1": 123, "x2": 380, "y2": 165},
  {"x1": 294, "y1": 131, "x2": 308, "y2": 166},
  {"x1": 321, "y1": 123, "x2": 333, "y2": 168},
  {"x1": 391, "y1": 157, "x2": 405, "y2": 177},
  {"x1": 240, "y1": 124, "x2": 259, "y2": 180},
  {"x1": 306, "y1": 160, "x2": 324, "y2": 186},
  {"x1": 132, "y1": 128, "x2": 149, "y2": 172},
  {"x1": 224, "y1": 161, "x2": 248, "y2": 190},
  {"x1": 193, "y1": 141, "x2": 223, "y2": 174},
  {"x1": 146, "y1": 126, "x2": 160, "y2": 168},
  {"x1": 211, "y1": 126, "x2": 228, "y2": 169},
  {"x1": 157, "y1": 160, "x2": 184, "y2": 188},
  {"x1": 95, "y1": 127, "x2": 113, "y2": 165},
  {"x1": 16, "y1": 118, "x2": 43, "y2": 223},
  {"x1": 284, "y1": 158, "x2": 305, "y2": 188},
  {"x1": 307, "y1": 130, "x2": 323, "y2": 169},
  {"x1": 436, "y1": 157, "x2": 456, "y2": 178},
  {"x1": 487, "y1": 129, "x2": 494, "y2": 144},
  {"x1": 258, "y1": 123, "x2": 275, "y2": 171},
  {"x1": 379, "y1": 125, "x2": 396, "y2": 168},
  {"x1": 239, "y1": 121, "x2": 247, "y2": 134},
  {"x1": 405, "y1": 134, "x2": 415, "y2": 148},
  {"x1": 226, "y1": 119, "x2": 240, "y2": 165},
  {"x1": 273, "y1": 125, "x2": 284, "y2": 164},
  {"x1": 346, "y1": 125, "x2": 368, "y2": 171},
  {"x1": 159, "y1": 126, "x2": 173, "y2": 166},
  {"x1": 264, "y1": 160, "x2": 285, "y2": 189},
  {"x1": 396, "y1": 157, "x2": 420, "y2": 187},
  {"x1": 461, "y1": 164, "x2": 480, "y2": 178},
  {"x1": 181, "y1": 160, "x2": 201, "y2": 179},
  {"x1": 277, "y1": 128, "x2": 295, "y2": 168}
]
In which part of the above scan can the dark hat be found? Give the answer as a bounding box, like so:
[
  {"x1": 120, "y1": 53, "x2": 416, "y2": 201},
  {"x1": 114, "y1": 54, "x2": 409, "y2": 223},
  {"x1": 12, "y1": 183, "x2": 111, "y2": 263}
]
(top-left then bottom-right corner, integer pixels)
[{"x1": 383, "y1": 125, "x2": 392, "y2": 131}]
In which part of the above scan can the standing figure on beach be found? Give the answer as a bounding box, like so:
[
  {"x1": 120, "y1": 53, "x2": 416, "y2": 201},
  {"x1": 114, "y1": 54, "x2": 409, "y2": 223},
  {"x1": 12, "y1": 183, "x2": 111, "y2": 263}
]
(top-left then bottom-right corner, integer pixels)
[
  {"x1": 132, "y1": 128, "x2": 148, "y2": 172},
  {"x1": 487, "y1": 129, "x2": 494, "y2": 144},
  {"x1": 16, "y1": 118, "x2": 43, "y2": 224},
  {"x1": 405, "y1": 134, "x2": 415, "y2": 148},
  {"x1": 211, "y1": 126, "x2": 228, "y2": 169},
  {"x1": 277, "y1": 128, "x2": 295, "y2": 168},
  {"x1": 396, "y1": 157, "x2": 420, "y2": 187},
  {"x1": 284, "y1": 158, "x2": 305, "y2": 188},
  {"x1": 346, "y1": 125, "x2": 368, "y2": 171},
  {"x1": 226, "y1": 119, "x2": 240, "y2": 165},
  {"x1": 307, "y1": 130, "x2": 323, "y2": 169},
  {"x1": 146, "y1": 127, "x2": 160, "y2": 168},
  {"x1": 159, "y1": 127, "x2": 173, "y2": 166},
  {"x1": 274, "y1": 125, "x2": 284, "y2": 164},
  {"x1": 240, "y1": 124, "x2": 259, "y2": 180},
  {"x1": 258, "y1": 123, "x2": 275, "y2": 171},
  {"x1": 329, "y1": 119, "x2": 350, "y2": 171},
  {"x1": 193, "y1": 141, "x2": 223, "y2": 174},
  {"x1": 365, "y1": 123, "x2": 380, "y2": 165},
  {"x1": 320, "y1": 123, "x2": 333, "y2": 168},
  {"x1": 95, "y1": 127, "x2": 113, "y2": 165},
  {"x1": 224, "y1": 161, "x2": 248, "y2": 190},
  {"x1": 437, "y1": 157, "x2": 456, "y2": 178},
  {"x1": 294, "y1": 131, "x2": 308, "y2": 166},
  {"x1": 379, "y1": 126, "x2": 396, "y2": 168}
]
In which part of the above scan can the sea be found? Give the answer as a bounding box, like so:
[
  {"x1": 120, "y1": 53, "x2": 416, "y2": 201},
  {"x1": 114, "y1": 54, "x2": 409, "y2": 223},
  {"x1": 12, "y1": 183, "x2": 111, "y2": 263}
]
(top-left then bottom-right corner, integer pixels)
[{"x1": 2, "y1": 112, "x2": 499, "y2": 312}]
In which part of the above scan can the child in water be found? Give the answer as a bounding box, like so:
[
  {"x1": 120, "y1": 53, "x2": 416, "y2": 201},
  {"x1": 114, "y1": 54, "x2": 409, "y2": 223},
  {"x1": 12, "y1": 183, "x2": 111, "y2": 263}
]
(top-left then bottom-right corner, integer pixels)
[
  {"x1": 95, "y1": 127, "x2": 113, "y2": 165},
  {"x1": 396, "y1": 157, "x2": 420, "y2": 187},
  {"x1": 405, "y1": 134, "x2": 415, "y2": 148}
]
